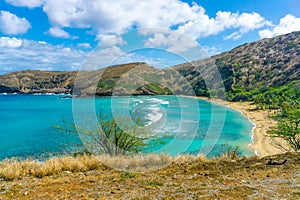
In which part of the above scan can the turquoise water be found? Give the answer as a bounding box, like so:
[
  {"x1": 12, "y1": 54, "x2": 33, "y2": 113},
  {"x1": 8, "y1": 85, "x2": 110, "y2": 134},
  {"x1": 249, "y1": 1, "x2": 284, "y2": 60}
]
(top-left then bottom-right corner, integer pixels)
[{"x1": 0, "y1": 94, "x2": 254, "y2": 160}]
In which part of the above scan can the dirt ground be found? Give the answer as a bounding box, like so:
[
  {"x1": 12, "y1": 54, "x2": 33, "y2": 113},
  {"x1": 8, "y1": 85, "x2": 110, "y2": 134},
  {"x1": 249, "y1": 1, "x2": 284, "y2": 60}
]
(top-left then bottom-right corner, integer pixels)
[{"x1": 0, "y1": 152, "x2": 299, "y2": 200}]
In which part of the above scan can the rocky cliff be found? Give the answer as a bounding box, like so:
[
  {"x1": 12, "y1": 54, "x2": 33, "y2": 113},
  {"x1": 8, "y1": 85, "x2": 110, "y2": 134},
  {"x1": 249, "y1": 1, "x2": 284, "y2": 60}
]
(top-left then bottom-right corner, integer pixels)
[{"x1": 0, "y1": 70, "x2": 77, "y2": 94}]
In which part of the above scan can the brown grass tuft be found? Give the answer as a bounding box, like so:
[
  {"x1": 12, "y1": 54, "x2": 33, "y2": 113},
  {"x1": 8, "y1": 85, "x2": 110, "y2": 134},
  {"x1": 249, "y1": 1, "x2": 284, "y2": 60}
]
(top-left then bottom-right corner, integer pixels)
[{"x1": 0, "y1": 155, "x2": 105, "y2": 181}]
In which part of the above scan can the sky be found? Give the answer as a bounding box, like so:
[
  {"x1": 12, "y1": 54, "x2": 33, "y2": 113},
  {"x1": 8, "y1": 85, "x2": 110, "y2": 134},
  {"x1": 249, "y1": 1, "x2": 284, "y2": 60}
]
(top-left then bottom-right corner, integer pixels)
[{"x1": 0, "y1": 0, "x2": 299, "y2": 74}]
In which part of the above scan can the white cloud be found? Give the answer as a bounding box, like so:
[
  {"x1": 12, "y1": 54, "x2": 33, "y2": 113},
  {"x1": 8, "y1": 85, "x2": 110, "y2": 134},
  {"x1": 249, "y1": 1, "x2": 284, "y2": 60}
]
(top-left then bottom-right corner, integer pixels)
[
  {"x1": 144, "y1": 32, "x2": 198, "y2": 53},
  {"x1": 0, "y1": 37, "x2": 87, "y2": 73},
  {"x1": 42, "y1": 0, "x2": 91, "y2": 28},
  {"x1": 259, "y1": 30, "x2": 273, "y2": 39},
  {"x1": 234, "y1": 12, "x2": 269, "y2": 33},
  {"x1": 47, "y1": 27, "x2": 70, "y2": 38},
  {"x1": 0, "y1": 36, "x2": 22, "y2": 48},
  {"x1": 42, "y1": 0, "x2": 270, "y2": 45},
  {"x1": 78, "y1": 43, "x2": 91, "y2": 48},
  {"x1": 96, "y1": 35, "x2": 126, "y2": 47},
  {"x1": 222, "y1": 12, "x2": 269, "y2": 40},
  {"x1": 224, "y1": 32, "x2": 242, "y2": 40},
  {"x1": 0, "y1": 11, "x2": 31, "y2": 35},
  {"x1": 177, "y1": 11, "x2": 269, "y2": 40},
  {"x1": 259, "y1": 14, "x2": 300, "y2": 38},
  {"x1": 5, "y1": 0, "x2": 45, "y2": 9},
  {"x1": 38, "y1": 41, "x2": 47, "y2": 44},
  {"x1": 42, "y1": 0, "x2": 202, "y2": 36},
  {"x1": 202, "y1": 45, "x2": 222, "y2": 56}
]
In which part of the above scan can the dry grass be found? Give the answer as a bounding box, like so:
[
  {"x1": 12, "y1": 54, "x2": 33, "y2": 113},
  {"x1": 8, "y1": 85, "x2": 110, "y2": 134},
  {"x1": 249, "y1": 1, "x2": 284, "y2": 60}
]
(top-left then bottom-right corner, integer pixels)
[
  {"x1": 0, "y1": 153, "x2": 210, "y2": 181},
  {"x1": 0, "y1": 155, "x2": 103, "y2": 181},
  {"x1": 0, "y1": 151, "x2": 246, "y2": 181}
]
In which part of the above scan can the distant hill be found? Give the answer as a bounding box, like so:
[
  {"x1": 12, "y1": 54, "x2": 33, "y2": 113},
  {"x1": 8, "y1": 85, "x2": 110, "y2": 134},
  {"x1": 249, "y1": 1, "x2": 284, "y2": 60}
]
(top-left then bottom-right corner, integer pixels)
[
  {"x1": 1, "y1": 31, "x2": 299, "y2": 99},
  {"x1": 0, "y1": 70, "x2": 76, "y2": 94}
]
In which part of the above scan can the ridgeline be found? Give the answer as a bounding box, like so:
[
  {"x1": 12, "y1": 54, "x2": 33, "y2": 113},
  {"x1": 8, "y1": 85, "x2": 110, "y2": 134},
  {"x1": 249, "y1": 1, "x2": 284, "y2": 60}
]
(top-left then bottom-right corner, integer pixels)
[{"x1": 0, "y1": 31, "x2": 299, "y2": 100}]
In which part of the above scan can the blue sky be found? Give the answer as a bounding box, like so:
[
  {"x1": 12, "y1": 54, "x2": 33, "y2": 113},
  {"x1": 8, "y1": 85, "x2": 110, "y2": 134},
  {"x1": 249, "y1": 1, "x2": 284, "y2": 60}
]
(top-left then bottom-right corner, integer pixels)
[{"x1": 0, "y1": 0, "x2": 299, "y2": 74}]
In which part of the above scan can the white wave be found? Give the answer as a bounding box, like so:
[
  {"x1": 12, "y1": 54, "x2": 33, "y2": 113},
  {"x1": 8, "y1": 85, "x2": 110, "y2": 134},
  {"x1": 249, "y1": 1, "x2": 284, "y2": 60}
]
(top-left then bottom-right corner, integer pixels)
[
  {"x1": 130, "y1": 97, "x2": 144, "y2": 104},
  {"x1": 129, "y1": 98, "x2": 144, "y2": 113},
  {"x1": 146, "y1": 107, "x2": 163, "y2": 126},
  {"x1": 1, "y1": 93, "x2": 8, "y2": 95},
  {"x1": 149, "y1": 98, "x2": 169, "y2": 105},
  {"x1": 57, "y1": 93, "x2": 70, "y2": 96}
]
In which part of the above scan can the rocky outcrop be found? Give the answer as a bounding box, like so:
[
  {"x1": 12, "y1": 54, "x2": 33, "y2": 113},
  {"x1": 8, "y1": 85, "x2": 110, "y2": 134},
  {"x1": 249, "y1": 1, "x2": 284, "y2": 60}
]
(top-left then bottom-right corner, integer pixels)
[{"x1": 0, "y1": 70, "x2": 77, "y2": 94}]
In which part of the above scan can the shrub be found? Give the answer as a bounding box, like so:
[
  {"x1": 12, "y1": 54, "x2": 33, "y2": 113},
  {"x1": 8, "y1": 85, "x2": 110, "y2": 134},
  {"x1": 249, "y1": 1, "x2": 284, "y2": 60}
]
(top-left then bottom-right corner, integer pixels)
[
  {"x1": 57, "y1": 115, "x2": 156, "y2": 156},
  {"x1": 268, "y1": 105, "x2": 300, "y2": 151}
]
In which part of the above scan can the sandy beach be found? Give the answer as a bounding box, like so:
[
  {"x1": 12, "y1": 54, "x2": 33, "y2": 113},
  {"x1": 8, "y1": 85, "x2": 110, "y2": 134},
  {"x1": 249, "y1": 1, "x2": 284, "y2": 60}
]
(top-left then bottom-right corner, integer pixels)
[{"x1": 199, "y1": 97, "x2": 287, "y2": 157}]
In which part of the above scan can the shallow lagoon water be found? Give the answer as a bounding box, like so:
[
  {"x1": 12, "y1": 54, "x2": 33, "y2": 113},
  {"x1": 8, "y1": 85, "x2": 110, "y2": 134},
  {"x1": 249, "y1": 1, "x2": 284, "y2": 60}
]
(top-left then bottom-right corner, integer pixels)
[{"x1": 0, "y1": 94, "x2": 253, "y2": 160}]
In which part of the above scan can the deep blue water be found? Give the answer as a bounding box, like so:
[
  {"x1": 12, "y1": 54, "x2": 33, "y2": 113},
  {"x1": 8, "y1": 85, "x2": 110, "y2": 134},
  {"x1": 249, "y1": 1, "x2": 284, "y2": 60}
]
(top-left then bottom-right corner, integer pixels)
[{"x1": 0, "y1": 94, "x2": 254, "y2": 160}]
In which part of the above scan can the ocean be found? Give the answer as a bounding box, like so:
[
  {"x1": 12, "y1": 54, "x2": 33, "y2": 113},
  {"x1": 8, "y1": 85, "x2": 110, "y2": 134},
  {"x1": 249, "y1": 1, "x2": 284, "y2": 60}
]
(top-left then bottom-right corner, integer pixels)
[{"x1": 0, "y1": 94, "x2": 254, "y2": 160}]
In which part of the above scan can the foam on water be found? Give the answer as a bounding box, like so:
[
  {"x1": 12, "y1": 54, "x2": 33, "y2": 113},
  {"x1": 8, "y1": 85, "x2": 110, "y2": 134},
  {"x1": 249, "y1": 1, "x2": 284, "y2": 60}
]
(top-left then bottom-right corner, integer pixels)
[
  {"x1": 145, "y1": 107, "x2": 164, "y2": 126},
  {"x1": 149, "y1": 97, "x2": 169, "y2": 105}
]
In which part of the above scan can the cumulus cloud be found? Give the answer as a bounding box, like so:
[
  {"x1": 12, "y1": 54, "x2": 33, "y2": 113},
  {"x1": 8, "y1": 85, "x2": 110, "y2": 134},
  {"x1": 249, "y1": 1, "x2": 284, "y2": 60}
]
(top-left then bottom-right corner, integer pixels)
[
  {"x1": 5, "y1": 0, "x2": 45, "y2": 9},
  {"x1": 0, "y1": 36, "x2": 22, "y2": 48},
  {"x1": 41, "y1": 0, "x2": 270, "y2": 46},
  {"x1": 144, "y1": 32, "x2": 198, "y2": 53},
  {"x1": 0, "y1": 37, "x2": 87, "y2": 73},
  {"x1": 177, "y1": 11, "x2": 269, "y2": 40},
  {"x1": 0, "y1": 11, "x2": 31, "y2": 35},
  {"x1": 223, "y1": 12, "x2": 270, "y2": 40},
  {"x1": 259, "y1": 14, "x2": 300, "y2": 38},
  {"x1": 47, "y1": 27, "x2": 70, "y2": 38}
]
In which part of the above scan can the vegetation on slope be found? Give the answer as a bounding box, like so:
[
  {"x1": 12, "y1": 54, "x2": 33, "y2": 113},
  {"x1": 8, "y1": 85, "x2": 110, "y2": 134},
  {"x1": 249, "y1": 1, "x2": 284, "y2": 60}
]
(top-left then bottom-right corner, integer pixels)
[
  {"x1": 249, "y1": 81, "x2": 300, "y2": 152},
  {"x1": 172, "y1": 31, "x2": 300, "y2": 102}
]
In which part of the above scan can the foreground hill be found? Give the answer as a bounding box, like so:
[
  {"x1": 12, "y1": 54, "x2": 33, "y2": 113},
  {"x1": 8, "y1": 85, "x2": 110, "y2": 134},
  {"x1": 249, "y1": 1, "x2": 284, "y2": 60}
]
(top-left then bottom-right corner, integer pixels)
[
  {"x1": 0, "y1": 152, "x2": 299, "y2": 199},
  {"x1": 0, "y1": 31, "x2": 299, "y2": 98}
]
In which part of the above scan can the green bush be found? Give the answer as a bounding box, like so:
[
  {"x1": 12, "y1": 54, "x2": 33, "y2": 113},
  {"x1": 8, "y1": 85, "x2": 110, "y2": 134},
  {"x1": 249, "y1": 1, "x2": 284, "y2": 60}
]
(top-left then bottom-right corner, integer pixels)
[
  {"x1": 97, "y1": 82, "x2": 106, "y2": 88},
  {"x1": 268, "y1": 105, "x2": 300, "y2": 151}
]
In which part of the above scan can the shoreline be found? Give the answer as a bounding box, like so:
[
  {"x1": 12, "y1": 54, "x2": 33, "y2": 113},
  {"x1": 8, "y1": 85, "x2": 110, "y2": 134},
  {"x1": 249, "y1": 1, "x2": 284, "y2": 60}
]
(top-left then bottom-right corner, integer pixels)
[{"x1": 198, "y1": 97, "x2": 287, "y2": 157}]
